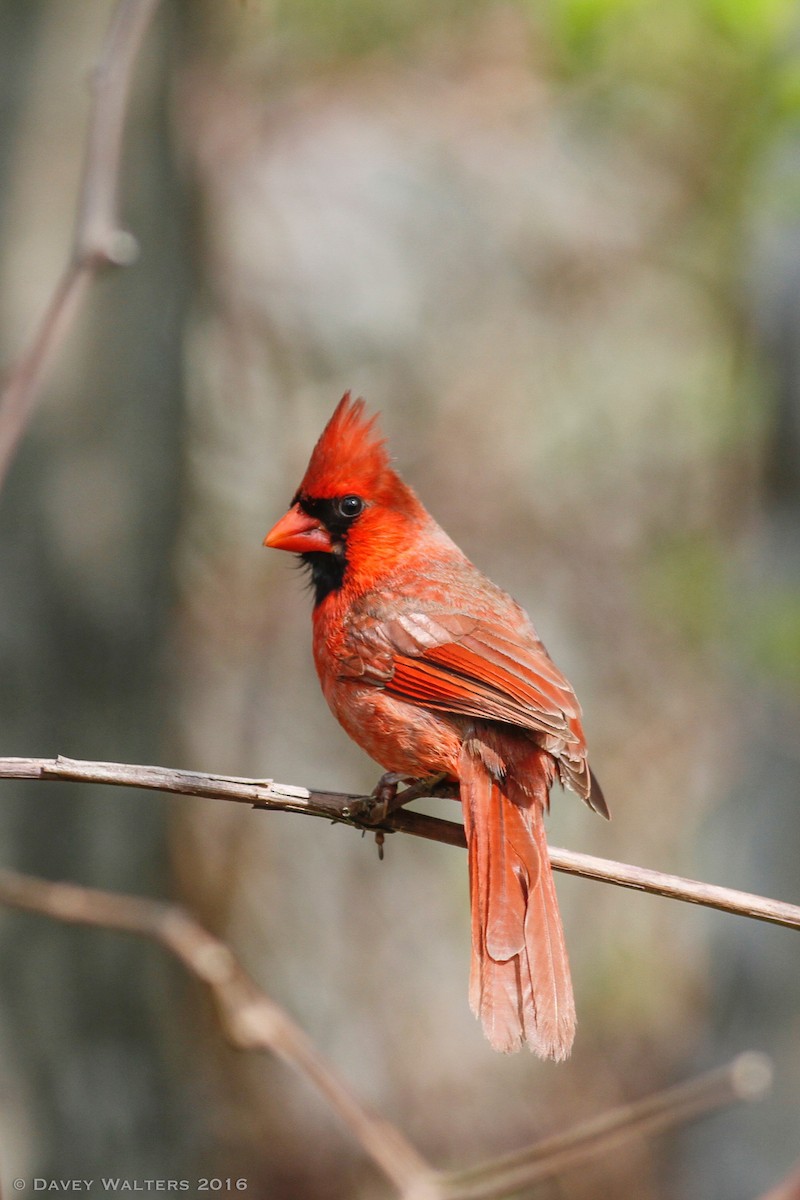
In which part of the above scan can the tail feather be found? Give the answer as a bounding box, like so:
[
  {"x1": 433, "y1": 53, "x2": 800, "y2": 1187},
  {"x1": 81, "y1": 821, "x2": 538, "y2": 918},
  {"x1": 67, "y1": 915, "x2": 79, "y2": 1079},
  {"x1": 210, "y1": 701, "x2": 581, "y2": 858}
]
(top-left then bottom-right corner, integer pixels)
[
  {"x1": 485, "y1": 793, "x2": 527, "y2": 960},
  {"x1": 521, "y1": 813, "x2": 575, "y2": 1058},
  {"x1": 460, "y1": 738, "x2": 576, "y2": 1059}
]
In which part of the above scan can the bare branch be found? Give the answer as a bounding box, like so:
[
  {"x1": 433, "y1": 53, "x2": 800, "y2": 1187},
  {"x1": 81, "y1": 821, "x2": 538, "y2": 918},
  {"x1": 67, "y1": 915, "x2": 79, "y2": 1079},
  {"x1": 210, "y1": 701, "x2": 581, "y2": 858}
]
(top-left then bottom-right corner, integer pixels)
[
  {"x1": 439, "y1": 1053, "x2": 772, "y2": 1198},
  {"x1": 0, "y1": 0, "x2": 161, "y2": 490},
  {"x1": 0, "y1": 867, "x2": 435, "y2": 1200},
  {"x1": 76, "y1": 0, "x2": 161, "y2": 265},
  {"x1": 544, "y1": 844, "x2": 800, "y2": 932},
  {"x1": 2, "y1": 755, "x2": 799, "y2": 933}
]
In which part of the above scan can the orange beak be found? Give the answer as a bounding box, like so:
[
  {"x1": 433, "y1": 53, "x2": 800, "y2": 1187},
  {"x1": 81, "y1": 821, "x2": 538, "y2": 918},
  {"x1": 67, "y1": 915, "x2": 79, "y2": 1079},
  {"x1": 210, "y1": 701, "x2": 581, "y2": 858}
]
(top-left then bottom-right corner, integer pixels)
[{"x1": 263, "y1": 504, "x2": 333, "y2": 554}]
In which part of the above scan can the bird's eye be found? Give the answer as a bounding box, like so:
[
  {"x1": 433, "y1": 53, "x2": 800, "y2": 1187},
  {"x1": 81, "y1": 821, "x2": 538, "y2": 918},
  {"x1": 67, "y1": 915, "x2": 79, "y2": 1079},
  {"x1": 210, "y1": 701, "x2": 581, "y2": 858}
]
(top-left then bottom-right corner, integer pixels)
[{"x1": 337, "y1": 494, "x2": 365, "y2": 519}]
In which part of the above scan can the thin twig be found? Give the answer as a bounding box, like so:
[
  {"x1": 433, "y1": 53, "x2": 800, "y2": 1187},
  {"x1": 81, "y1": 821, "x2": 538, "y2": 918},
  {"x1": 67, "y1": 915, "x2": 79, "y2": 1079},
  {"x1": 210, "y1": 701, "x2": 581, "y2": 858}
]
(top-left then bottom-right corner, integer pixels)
[
  {"x1": 0, "y1": 0, "x2": 160, "y2": 490},
  {"x1": 2, "y1": 755, "x2": 799, "y2": 933},
  {"x1": 0, "y1": 867, "x2": 436, "y2": 1200},
  {"x1": 438, "y1": 1053, "x2": 772, "y2": 1199}
]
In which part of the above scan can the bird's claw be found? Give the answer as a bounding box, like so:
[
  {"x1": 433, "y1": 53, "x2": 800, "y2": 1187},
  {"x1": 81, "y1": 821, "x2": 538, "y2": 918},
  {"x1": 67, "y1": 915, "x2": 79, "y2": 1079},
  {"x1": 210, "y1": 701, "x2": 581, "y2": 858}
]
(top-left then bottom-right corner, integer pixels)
[
  {"x1": 367, "y1": 771, "x2": 455, "y2": 824},
  {"x1": 368, "y1": 772, "x2": 417, "y2": 824}
]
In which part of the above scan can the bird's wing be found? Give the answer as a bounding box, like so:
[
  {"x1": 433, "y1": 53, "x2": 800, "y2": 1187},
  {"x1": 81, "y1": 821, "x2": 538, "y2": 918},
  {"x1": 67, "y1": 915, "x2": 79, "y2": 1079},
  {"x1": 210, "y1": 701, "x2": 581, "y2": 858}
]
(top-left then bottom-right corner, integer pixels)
[
  {"x1": 344, "y1": 609, "x2": 577, "y2": 739},
  {"x1": 342, "y1": 608, "x2": 607, "y2": 814},
  {"x1": 340, "y1": 609, "x2": 609, "y2": 816}
]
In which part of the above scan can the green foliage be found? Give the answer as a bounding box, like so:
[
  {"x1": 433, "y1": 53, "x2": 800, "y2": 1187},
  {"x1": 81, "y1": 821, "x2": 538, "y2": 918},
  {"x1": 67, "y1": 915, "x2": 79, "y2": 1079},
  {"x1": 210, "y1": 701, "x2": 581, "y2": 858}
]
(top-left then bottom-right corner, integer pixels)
[
  {"x1": 543, "y1": 0, "x2": 799, "y2": 65},
  {"x1": 705, "y1": 0, "x2": 797, "y2": 44},
  {"x1": 643, "y1": 535, "x2": 800, "y2": 695},
  {"x1": 265, "y1": 0, "x2": 486, "y2": 59},
  {"x1": 538, "y1": 0, "x2": 800, "y2": 180},
  {"x1": 541, "y1": 0, "x2": 656, "y2": 67},
  {"x1": 743, "y1": 586, "x2": 800, "y2": 691},
  {"x1": 641, "y1": 533, "x2": 727, "y2": 647}
]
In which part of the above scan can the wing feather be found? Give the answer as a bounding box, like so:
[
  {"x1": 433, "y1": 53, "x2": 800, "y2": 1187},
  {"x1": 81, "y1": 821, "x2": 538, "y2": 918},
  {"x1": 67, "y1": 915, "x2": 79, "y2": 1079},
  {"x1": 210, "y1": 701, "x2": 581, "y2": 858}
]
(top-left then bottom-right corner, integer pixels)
[
  {"x1": 383, "y1": 615, "x2": 580, "y2": 745},
  {"x1": 342, "y1": 604, "x2": 602, "y2": 808}
]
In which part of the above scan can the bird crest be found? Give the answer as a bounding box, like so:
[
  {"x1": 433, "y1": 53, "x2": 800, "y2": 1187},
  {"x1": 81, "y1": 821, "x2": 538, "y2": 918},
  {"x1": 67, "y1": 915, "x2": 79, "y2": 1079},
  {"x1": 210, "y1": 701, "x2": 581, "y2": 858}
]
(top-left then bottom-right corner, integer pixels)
[{"x1": 299, "y1": 392, "x2": 391, "y2": 499}]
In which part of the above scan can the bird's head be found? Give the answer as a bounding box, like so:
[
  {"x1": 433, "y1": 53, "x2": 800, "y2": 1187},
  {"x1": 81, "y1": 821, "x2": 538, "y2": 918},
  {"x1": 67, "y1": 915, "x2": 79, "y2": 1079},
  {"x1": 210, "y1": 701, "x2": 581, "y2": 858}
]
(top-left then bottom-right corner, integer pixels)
[{"x1": 264, "y1": 393, "x2": 428, "y2": 604}]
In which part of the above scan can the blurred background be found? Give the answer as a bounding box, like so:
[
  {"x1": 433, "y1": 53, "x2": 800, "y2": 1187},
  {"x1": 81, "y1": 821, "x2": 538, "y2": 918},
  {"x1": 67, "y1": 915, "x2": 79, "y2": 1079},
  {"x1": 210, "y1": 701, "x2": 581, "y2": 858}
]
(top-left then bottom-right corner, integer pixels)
[{"x1": 0, "y1": 0, "x2": 798, "y2": 1195}]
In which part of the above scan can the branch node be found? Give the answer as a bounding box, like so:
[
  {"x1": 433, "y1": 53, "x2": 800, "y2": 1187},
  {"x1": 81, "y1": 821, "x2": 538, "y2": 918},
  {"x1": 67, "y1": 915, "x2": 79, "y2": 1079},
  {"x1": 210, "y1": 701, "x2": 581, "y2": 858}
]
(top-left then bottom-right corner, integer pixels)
[
  {"x1": 0, "y1": 0, "x2": 160, "y2": 492},
  {"x1": 730, "y1": 1052, "x2": 774, "y2": 1102},
  {"x1": 228, "y1": 998, "x2": 286, "y2": 1050}
]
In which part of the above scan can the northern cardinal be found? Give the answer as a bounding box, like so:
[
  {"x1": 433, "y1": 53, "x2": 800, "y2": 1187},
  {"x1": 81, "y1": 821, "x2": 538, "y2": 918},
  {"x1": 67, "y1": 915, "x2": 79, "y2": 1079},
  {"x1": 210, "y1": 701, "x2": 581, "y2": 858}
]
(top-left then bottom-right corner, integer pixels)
[{"x1": 265, "y1": 394, "x2": 606, "y2": 1058}]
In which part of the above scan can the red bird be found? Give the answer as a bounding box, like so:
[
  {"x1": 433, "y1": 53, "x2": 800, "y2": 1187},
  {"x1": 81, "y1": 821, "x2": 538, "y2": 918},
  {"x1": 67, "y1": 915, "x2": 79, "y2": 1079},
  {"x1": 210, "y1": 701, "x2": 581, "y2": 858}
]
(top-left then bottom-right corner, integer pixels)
[{"x1": 265, "y1": 395, "x2": 606, "y2": 1058}]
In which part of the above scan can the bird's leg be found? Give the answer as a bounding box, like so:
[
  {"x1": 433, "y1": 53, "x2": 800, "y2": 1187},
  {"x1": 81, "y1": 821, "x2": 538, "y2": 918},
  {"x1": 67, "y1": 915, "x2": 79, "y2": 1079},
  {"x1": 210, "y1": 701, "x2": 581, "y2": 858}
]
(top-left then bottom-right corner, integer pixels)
[
  {"x1": 368, "y1": 771, "x2": 455, "y2": 823},
  {"x1": 366, "y1": 772, "x2": 414, "y2": 824},
  {"x1": 349, "y1": 773, "x2": 457, "y2": 861}
]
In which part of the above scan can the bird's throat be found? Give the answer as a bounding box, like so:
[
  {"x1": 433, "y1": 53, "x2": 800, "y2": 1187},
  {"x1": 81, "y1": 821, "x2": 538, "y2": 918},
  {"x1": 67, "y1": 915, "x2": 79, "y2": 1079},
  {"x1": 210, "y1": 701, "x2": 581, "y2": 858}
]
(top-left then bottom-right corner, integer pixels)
[{"x1": 301, "y1": 549, "x2": 347, "y2": 606}]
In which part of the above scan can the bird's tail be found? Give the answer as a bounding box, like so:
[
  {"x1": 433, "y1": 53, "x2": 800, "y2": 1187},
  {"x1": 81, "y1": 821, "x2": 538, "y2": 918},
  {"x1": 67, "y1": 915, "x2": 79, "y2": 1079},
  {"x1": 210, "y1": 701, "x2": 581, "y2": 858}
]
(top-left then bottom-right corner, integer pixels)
[{"x1": 459, "y1": 736, "x2": 575, "y2": 1058}]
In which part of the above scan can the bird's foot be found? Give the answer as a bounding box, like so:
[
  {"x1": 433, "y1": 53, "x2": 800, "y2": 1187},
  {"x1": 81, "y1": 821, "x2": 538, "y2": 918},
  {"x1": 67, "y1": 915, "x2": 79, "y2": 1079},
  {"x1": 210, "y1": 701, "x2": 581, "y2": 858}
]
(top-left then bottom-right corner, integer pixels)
[
  {"x1": 355, "y1": 772, "x2": 457, "y2": 862},
  {"x1": 370, "y1": 771, "x2": 415, "y2": 819},
  {"x1": 367, "y1": 771, "x2": 455, "y2": 824}
]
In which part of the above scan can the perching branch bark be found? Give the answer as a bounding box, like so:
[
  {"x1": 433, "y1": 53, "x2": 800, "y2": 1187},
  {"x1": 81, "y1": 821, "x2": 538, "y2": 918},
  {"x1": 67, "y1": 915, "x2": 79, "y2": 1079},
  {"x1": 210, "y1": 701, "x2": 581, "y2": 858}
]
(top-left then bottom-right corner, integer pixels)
[
  {"x1": 0, "y1": 865, "x2": 772, "y2": 1200},
  {"x1": 0, "y1": 0, "x2": 161, "y2": 490},
  {"x1": 2, "y1": 755, "x2": 799, "y2": 934}
]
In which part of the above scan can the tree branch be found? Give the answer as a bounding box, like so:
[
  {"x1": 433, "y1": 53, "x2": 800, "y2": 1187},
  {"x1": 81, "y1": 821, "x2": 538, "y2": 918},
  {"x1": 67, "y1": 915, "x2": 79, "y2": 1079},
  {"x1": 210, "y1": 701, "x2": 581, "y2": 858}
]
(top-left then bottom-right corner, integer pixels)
[
  {"x1": 0, "y1": 865, "x2": 771, "y2": 1200},
  {"x1": 0, "y1": 0, "x2": 161, "y2": 491},
  {"x1": 0, "y1": 867, "x2": 436, "y2": 1200},
  {"x1": 438, "y1": 1051, "x2": 772, "y2": 1199},
  {"x1": 2, "y1": 755, "x2": 799, "y2": 934}
]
